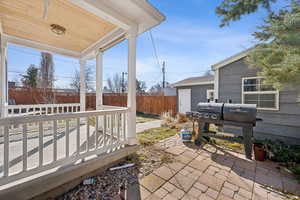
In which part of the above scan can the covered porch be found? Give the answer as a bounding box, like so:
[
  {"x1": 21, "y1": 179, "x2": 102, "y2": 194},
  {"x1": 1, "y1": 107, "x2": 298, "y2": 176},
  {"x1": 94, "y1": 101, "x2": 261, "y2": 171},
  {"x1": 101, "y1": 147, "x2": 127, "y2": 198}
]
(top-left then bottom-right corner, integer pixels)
[{"x1": 0, "y1": 0, "x2": 164, "y2": 196}]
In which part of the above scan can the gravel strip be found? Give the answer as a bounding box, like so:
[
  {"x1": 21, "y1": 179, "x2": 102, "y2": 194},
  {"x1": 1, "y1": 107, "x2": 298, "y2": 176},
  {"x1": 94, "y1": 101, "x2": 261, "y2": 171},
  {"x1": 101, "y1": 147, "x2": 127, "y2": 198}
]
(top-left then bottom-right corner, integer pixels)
[{"x1": 56, "y1": 163, "x2": 139, "y2": 200}]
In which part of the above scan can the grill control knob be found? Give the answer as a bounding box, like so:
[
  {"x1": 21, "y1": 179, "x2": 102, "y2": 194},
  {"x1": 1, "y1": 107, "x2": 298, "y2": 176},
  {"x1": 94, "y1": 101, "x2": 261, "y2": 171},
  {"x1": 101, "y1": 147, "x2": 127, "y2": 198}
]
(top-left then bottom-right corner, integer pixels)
[
  {"x1": 204, "y1": 113, "x2": 209, "y2": 118},
  {"x1": 211, "y1": 114, "x2": 217, "y2": 120}
]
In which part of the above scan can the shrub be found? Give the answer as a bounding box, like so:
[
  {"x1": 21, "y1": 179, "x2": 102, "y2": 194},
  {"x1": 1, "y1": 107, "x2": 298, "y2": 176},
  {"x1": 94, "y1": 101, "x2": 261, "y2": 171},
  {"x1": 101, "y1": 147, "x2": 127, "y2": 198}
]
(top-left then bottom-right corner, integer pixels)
[
  {"x1": 161, "y1": 111, "x2": 177, "y2": 129},
  {"x1": 161, "y1": 111, "x2": 173, "y2": 123},
  {"x1": 176, "y1": 113, "x2": 188, "y2": 123},
  {"x1": 262, "y1": 139, "x2": 300, "y2": 163},
  {"x1": 288, "y1": 165, "x2": 300, "y2": 180}
]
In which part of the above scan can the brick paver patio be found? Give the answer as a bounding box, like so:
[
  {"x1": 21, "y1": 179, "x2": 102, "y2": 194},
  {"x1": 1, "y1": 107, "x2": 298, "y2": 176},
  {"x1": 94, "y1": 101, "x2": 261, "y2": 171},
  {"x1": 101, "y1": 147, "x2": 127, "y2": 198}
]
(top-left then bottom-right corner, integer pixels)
[{"x1": 138, "y1": 135, "x2": 300, "y2": 200}]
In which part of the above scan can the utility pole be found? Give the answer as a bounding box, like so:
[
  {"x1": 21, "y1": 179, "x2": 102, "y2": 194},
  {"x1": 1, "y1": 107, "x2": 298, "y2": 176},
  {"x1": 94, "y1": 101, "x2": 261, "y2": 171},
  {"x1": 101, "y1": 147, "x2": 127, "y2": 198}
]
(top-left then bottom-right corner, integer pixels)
[
  {"x1": 162, "y1": 61, "x2": 166, "y2": 88},
  {"x1": 121, "y1": 72, "x2": 128, "y2": 93}
]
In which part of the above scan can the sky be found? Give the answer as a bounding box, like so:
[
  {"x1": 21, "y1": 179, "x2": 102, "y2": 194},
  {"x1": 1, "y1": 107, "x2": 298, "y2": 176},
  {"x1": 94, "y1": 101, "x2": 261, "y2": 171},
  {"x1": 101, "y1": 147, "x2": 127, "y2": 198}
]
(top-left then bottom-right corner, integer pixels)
[{"x1": 7, "y1": 0, "x2": 270, "y2": 90}]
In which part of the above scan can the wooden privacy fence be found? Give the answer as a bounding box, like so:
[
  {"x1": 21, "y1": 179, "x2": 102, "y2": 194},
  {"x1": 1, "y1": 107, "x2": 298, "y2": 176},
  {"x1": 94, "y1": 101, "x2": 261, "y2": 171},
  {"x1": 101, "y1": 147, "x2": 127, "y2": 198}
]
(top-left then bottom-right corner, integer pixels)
[{"x1": 8, "y1": 87, "x2": 177, "y2": 115}]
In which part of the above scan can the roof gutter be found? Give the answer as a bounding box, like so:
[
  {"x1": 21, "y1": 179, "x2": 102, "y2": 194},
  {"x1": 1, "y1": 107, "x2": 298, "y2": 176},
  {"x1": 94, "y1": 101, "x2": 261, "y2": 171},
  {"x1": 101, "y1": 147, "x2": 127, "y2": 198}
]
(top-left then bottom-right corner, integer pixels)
[{"x1": 172, "y1": 81, "x2": 214, "y2": 88}]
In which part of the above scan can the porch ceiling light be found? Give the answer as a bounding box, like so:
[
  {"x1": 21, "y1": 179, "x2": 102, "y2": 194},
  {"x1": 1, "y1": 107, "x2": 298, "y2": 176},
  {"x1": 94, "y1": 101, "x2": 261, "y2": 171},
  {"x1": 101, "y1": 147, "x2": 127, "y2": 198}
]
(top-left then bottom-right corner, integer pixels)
[{"x1": 50, "y1": 24, "x2": 66, "y2": 35}]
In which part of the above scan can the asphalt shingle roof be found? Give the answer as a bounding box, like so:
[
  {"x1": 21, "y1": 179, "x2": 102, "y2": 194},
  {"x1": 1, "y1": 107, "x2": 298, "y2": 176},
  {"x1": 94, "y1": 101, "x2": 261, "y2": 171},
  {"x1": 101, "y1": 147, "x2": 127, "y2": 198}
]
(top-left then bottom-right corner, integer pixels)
[{"x1": 171, "y1": 75, "x2": 214, "y2": 87}]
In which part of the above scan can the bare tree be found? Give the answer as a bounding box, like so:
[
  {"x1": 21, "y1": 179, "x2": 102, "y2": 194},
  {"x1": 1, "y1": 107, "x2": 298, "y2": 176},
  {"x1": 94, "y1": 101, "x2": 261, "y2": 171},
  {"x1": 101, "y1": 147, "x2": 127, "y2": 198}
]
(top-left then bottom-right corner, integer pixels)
[
  {"x1": 106, "y1": 73, "x2": 123, "y2": 93},
  {"x1": 38, "y1": 52, "x2": 55, "y2": 103},
  {"x1": 106, "y1": 73, "x2": 147, "y2": 94},
  {"x1": 70, "y1": 66, "x2": 94, "y2": 94},
  {"x1": 149, "y1": 82, "x2": 169, "y2": 95},
  {"x1": 39, "y1": 52, "x2": 55, "y2": 89},
  {"x1": 136, "y1": 79, "x2": 147, "y2": 94},
  {"x1": 203, "y1": 70, "x2": 213, "y2": 76}
]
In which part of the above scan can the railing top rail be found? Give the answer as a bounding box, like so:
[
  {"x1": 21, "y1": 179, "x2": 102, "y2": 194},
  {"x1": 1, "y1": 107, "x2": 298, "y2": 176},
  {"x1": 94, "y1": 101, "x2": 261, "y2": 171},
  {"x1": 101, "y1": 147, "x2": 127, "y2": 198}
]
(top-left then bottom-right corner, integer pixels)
[
  {"x1": 0, "y1": 107, "x2": 129, "y2": 126},
  {"x1": 6, "y1": 103, "x2": 81, "y2": 108},
  {"x1": 101, "y1": 105, "x2": 127, "y2": 110}
]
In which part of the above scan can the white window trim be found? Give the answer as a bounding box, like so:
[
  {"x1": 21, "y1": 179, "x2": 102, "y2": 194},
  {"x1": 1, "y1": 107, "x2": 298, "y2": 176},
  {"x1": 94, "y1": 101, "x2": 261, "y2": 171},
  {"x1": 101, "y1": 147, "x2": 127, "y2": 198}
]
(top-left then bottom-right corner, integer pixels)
[
  {"x1": 241, "y1": 76, "x2": 279, "y2": 111},
  {"x1": 206, "y1": 89, "x2": 214, "y2": 102}
]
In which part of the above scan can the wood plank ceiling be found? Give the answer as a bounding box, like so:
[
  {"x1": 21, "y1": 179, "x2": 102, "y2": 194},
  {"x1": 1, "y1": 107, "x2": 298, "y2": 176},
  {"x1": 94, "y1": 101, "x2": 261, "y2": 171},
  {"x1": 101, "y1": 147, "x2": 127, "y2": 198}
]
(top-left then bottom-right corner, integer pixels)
[{"x1": 0, "y1": 0, "x2": 116, "y2": 52}]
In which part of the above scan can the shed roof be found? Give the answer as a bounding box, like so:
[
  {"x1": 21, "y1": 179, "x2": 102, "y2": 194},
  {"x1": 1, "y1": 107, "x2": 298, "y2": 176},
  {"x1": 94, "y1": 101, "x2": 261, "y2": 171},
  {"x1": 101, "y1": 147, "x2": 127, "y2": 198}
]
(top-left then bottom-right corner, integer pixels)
[{"x1": 171, "y1": 75, "x2": 214, "y2": 88}]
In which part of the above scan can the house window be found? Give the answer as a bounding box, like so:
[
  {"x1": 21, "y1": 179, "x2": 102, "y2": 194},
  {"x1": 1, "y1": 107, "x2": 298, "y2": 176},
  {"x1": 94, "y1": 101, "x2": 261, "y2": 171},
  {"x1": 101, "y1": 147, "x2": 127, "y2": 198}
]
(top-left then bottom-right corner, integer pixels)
[
  {"x1": 242, "y1": 77, "x2": 279, "y2": 110},
  {"x1": 206, "y1": 89, "x2": 214, "y2": 102}
]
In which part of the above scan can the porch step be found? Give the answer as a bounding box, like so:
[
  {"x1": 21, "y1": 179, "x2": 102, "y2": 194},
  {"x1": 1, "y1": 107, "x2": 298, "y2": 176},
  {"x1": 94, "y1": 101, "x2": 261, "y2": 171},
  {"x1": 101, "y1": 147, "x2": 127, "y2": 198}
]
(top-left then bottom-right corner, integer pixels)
[{"x1": 0, "y1": 145, "x2": 139, "y2": 200}]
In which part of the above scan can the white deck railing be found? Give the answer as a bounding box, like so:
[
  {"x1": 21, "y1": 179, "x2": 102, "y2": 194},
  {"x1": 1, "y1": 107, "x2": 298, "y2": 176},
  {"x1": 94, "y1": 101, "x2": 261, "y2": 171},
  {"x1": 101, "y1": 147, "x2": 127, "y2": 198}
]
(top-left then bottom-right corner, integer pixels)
[
  {"x1": 0, "y1": 107, "x2": 128, "y2": 185},
  {"x1": 6, "y1": 103, "x2": 81, "y2": 117}
]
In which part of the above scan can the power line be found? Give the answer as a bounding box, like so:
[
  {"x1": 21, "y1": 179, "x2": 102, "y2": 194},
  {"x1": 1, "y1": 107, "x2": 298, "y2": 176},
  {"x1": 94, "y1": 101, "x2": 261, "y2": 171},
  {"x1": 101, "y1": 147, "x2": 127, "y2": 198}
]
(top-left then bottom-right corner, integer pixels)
[{"x1": 149, "y1": 30, "x2": 161, "y2": 69}]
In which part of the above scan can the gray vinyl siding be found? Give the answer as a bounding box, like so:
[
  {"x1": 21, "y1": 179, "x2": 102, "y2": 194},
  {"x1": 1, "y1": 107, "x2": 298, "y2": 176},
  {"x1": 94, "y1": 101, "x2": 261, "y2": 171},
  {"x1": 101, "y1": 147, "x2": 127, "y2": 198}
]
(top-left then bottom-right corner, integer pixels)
[
  {"x1": 217, "y1": 58, "x2": 300, "y2": 144},
  {"x1": 176, "y1": 84, "x2": 214, "y2": 112}
]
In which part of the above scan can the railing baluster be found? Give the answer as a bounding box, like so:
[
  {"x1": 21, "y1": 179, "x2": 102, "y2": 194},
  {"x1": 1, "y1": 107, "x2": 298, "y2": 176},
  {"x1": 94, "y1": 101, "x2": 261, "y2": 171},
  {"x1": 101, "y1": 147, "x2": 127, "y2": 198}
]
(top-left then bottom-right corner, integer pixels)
[
  {"x1": 110, "y1": 114, "x2": 114, "y2": 145},
  {"x1": 0, "y1": 106, "x2": 128, "y2": 183},
  {"x1": 86, "y1": 117, "x2": 90, "y2": 152},
  {"x1": 76, "y1": 118, "x2": 80, "y2": 154},
  {"x1": 104, "y1": 115, "x2": 107, "y2": 147},
  {"x1": 95, "y1": 116, "x2": 99, "y2": 149},
  {"x1": 39, "y1": 122, "x2": 43, "y2": 167},
  {"x1": 22, "y1": 124, "x2": 27, "y2": 171},
  {"x1": 117, "y1": 113, "x2": 120, "y2": 143},
  {"x1": 53, "y1": 120, "x2": 57, "y2": 162},
  {"x1": 4, "y1": 126, "x2": 9, "y2": 177},
  {"x1": 123, "y1": 113, "x2": 126, "y2": 141},
  {"x1": 65, "y1": 120, "x2": 70, "y2": 157}
]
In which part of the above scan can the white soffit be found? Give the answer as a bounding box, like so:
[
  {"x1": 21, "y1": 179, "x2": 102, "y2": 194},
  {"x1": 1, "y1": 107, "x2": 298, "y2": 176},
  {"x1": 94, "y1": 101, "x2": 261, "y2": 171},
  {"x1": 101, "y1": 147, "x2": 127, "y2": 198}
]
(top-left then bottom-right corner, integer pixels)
[{"x1": 3, "y1": 0, "x2": 165, "y2": 58}]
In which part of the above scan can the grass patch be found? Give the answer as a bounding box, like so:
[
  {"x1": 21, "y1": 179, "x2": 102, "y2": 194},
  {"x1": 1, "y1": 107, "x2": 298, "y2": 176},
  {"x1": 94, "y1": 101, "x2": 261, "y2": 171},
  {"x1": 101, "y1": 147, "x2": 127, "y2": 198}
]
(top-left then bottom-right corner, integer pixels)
[
  {"x1": 125, "y1": 152, "x2": 147, "y2": 166},
  {"x1": 209, "y1": 137, "x2": 245, "y2": 153},
  {"x1": 136, "y1": 116, "x2": 156, "y2": 123},
  {"x1": 138, "y1": 127, "x2": 178, "y2": 146},
  {"x1": 160, "y1": 154, "x2": 173, "y2": 163},
  {"x1": 136, "y1": 113, "x2": 158, "y2": 123}
]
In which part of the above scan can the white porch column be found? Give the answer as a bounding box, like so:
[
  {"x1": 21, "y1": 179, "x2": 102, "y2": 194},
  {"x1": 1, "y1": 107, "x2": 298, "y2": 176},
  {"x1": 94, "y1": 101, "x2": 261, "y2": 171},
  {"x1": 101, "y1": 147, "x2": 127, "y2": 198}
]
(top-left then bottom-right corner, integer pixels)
[
  {"x1": 80, "y1": 59, "x2": 86, "y2": 111},
  {"x1": 126, "y1": 29, "x2": 138, "y2": 145},
  {"x1": 96, "y1": 51, "x2": 103, "y2": 110},
  {"x1": 0, "y1": 36, "x2": 7, "y2": 118}
]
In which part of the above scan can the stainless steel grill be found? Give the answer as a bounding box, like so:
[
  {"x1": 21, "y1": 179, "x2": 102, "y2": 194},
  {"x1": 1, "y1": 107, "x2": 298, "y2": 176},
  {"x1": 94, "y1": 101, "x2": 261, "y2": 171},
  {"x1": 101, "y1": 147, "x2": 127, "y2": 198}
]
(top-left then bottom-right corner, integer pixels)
[{"x1": 187, "y1": 102, "x2": 260, "y2": 159}]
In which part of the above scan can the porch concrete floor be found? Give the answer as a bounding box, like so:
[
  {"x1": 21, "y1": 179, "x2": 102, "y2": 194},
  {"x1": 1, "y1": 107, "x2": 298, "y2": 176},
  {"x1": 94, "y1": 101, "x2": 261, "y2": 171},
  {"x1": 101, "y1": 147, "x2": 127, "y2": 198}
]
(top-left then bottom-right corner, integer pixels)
[{"x1": 137, "y1": 135, "x2": 300, "y2": 200}]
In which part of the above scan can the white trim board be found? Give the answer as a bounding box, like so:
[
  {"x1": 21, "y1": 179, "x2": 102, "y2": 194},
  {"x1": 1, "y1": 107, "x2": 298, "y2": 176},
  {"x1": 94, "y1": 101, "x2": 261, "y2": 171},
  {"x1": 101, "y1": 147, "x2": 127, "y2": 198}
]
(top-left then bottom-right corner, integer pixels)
[
  {"x1": 67, "y1": 0, "x2": 134, "y2": 30},
  {"x1": 4, "y1": 34, "x2": 81, "y2": 58},
  {"x1": 131, "y1": 0, "x2": 166, "y2": 22},
  {"x1": 172, "y1": 81, "x2": 214, "y2": 88},
  {"x1": 81, "y1": 28, "x2": 126, "y2": 60},
  {"x1": 212, "y1": 47, "x2": 254, "y2": 70}
]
